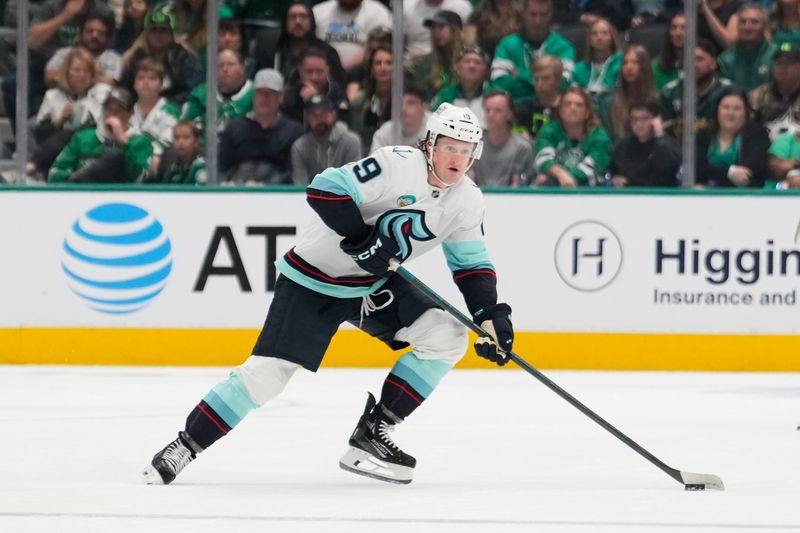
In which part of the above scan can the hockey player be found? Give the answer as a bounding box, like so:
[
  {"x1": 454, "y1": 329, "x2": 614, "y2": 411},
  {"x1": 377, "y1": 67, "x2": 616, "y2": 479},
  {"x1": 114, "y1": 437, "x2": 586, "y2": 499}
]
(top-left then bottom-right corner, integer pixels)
[{"x1": 142, "y1": 103, "x2": 515, "y2": 485}]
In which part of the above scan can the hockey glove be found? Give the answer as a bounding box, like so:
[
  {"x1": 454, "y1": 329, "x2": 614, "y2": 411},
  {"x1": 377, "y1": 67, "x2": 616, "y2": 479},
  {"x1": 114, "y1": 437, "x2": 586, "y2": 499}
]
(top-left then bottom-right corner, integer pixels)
[
  {"x1": 340, "y1": 225, "x2": 401, "y2": 276},
  {"x1": 473, "y1": 303, "x2": 514, "y2": 366}
]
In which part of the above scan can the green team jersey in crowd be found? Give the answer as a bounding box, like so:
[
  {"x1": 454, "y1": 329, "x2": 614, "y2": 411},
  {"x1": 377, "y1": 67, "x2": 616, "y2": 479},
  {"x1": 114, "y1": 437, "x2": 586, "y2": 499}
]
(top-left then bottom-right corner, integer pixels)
[
  {"x1": 718, "y1": 40, "x2": 776, "y2": 92},
  {"x1": 572, "y1": 51, "x2": 622, "y2": 96},
  {"x1": 159, "y1": 155, "x2": 207, "y2": 185},
  {"x1": 772, "y1": 28, "x2": 800, "y2": 47},
  {"x1": 534, "y1": 121, "x2": 611, "y2": 186},
  {"x1": 49, "y1": 128, "x2": 153, "y2": 183},
  {"x1": 651, "y1": 58, "x2": 679, "y2": 91},
  {"x1": 181, "y1": 80, "x2": 254, "y2": 134},
  {"x1": 660, "y1": 76, "x2": 733, "y2": 138},
  {"x1": 429, "y1": 83, "x2": 485, "y2": 110},
  {"x1": 765, "y1": 130, "x2": 800, "y2": 189},
  {"x1": 490, "y1": 32, "x2": 576, "y2": 104}
]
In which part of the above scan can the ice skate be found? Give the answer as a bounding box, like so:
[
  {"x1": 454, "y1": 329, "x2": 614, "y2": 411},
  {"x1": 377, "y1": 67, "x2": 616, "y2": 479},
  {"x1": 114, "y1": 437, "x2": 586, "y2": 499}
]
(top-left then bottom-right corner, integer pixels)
[
  {"x1": 339, "y1": 393, "x2": 416, "y2": 484},
  {"x1": 142, "y1": 431, "x2": 197, "y2": 485}
]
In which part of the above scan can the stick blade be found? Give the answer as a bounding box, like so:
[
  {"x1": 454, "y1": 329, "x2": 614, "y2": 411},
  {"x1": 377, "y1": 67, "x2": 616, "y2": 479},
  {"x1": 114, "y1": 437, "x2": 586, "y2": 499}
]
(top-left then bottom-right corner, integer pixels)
[{"x1": 680, "y1": 471, "x2": 725, "y2": 491}]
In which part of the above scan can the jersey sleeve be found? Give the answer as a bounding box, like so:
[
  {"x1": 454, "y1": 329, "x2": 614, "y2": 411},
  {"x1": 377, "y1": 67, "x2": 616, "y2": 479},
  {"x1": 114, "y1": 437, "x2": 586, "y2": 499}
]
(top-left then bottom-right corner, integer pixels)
[{"x1": 441, "y1": 186, "x2": 498, "y2": 317}]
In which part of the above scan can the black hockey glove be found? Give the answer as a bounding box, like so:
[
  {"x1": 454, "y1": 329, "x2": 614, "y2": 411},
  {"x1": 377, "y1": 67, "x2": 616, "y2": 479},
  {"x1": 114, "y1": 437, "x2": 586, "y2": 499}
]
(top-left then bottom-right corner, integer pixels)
[
  {"x1": 340, "y1": 225, "x2": 401, "y2": 276},
  {"x1": 473, "y1": 303, "x2": 514, "y2": 366}
]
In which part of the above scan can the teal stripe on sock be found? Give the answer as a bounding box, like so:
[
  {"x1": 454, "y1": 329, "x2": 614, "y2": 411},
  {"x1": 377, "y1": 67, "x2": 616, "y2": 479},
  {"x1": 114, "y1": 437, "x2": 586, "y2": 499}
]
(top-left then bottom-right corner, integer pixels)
[
  {"x1": 390, "y1": 353, "x2": 454, "y2": 398},
  {"x1": 203, "y1": 373, "x2": 258, "y2": 428}
]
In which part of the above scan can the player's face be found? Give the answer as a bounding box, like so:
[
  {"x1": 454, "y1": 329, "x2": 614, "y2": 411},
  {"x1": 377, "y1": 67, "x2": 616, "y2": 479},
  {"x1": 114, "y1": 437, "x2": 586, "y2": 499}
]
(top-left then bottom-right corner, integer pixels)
[{"x1": 430, "y1": 137, "x2": 476, "y2": 186}]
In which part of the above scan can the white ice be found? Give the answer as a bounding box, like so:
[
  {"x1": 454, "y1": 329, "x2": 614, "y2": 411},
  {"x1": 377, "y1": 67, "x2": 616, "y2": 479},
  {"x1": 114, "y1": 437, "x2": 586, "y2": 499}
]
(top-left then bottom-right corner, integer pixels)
[{"x1": 0, "y1": 365, "x2": 798, "y2": 533}]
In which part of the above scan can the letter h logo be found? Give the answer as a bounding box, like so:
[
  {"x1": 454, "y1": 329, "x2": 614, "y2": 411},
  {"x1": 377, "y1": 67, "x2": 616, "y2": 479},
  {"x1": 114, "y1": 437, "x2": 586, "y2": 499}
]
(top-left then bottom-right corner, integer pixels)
[{"x1": 572, "y1": 237, "x2": 606, "y2": 276}]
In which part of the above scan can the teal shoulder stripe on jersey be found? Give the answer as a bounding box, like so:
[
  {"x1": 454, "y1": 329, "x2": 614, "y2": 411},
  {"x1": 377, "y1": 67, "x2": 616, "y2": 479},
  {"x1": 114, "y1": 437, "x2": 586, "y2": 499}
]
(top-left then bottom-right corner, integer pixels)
[
  {"x1": 275, "y1": 256, "x2": 387, "y2": 298},
  {"x1": 390, "y1": 352, "x2": 454, "y2": 398},
  {"x1": 442, "y1": 240, "x2": 494, "y2": 272},
  {"x1": 203, "y1": 373, "x2": 258, "y2": 428},
  {"x1": 310, "y1": 167, "x2": 363, "y2": 205}
]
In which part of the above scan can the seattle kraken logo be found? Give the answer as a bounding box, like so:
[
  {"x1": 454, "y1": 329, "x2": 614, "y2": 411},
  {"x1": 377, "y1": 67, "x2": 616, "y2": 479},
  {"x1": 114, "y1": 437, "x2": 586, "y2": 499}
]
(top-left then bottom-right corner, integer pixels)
[{"x1": 376, "y1": 209, "x2": 435, "y2": 261}]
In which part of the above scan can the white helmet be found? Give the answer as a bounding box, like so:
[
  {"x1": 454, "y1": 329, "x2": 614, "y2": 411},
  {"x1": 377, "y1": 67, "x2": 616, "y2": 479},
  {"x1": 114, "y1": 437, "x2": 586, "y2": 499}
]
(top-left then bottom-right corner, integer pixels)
[{"x1": 425, "y1": 103, "x2": 483, "y2": 160}]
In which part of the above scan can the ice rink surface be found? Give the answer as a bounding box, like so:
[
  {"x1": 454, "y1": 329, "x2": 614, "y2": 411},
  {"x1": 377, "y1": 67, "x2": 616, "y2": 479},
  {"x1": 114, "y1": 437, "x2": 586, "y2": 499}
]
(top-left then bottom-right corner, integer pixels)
[{"x1": 0, "y1": 365, "x2": 798, "y2": 533}]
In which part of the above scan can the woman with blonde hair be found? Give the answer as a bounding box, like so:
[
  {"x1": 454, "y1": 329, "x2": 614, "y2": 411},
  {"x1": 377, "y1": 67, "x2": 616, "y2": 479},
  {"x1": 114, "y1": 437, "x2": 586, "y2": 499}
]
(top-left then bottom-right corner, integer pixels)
[
  {"x1": 572, "y1": 18, "x2": 623, "y2": 97},
  {"x1": 596, "y1": 45, "x2": 657, "y2": 142},
  {"x1": 533, "y1": 86, "x2": 611, "y2": 187},
  {"x1": 464, "y1": 0, "x2": 522, "y2": 58},
  {"x1": 28, "y1": 47, "x2": 111, "y2": 178}
]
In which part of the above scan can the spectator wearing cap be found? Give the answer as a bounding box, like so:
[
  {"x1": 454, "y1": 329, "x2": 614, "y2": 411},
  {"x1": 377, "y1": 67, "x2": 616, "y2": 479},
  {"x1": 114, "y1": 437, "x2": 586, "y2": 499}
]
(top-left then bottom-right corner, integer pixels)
[
  {"x1": 218, "y1": 69, "x2": 304, "y2": 185},
  {"x1": 49, "y1": 87, "x2": 154, "y2": 183},
  {"x1": 181, "y1": 49, "x2": 254, "y2": 136},
  {"x1": 490, "y1": 0, "x2": 576, "y2": 108},
  {"x1": 313, "y1": 0, "x2": 392, "y2": 71},
  {"x1": 45, "y1": 13, "x2": 122, "y2": 88},
  {"x1": 429, "y1": 45, "x2": 490, "y2": 127},
  {"x1": 268, "y1": 0, "x2": 346, "y2": 89},
  {"x1": 291, "y1": 94, "x2": 361, "y2": 184},
  {"x1": 660, "y1": 39, "x2": 734, "y2": 140},
  {"x1": 413, "y1": 10, "x2": 464, "y2": 101},
  {"x1": 120, "y1": 9, "x2": 198, "y2": 106},
  {"x1": 281, "y1": 47, "x2": 350, "y2": 125},
  {"x1": 718, "y1": 4, "x2": 776, "y2": 92},
  {"x1": 370, "y1": 82, "x2": 431, "y2": 152},
  {"x1": 470, "y1": 90, "x2": 534, "y2": 187},
  {"x1": 2, "y1": 0, "x2": 115, "y2": 135},
  {"x1": 28, "y1": 47, "x2": 112, "y2": 180},
  {"x1": 749, "y1": 42, "x2": 800, "y2": 140},
  {"x1": 404, "y1": 0, "x2": 473, "y2": 63}
]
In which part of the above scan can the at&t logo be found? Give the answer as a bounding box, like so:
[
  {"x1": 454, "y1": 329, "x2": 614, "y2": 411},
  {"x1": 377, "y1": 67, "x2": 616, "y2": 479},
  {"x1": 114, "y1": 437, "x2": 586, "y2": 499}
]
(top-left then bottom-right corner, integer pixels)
[
  {"x1": 554, "y1": 221, "x2": 623, "y2": 292},
  {"x1": 61, "y1": 203, "x2": 172, "y2": 314}
]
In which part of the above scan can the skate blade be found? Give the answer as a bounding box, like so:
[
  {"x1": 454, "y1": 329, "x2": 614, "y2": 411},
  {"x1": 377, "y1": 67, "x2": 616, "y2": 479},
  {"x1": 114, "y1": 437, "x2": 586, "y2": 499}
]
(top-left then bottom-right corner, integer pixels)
[
  {"x1": 141, "y1": 464, "x2": 166, "y2": 485},
  {"x1": 339, "y1": 446, "x2": 413, "y2": 485}
]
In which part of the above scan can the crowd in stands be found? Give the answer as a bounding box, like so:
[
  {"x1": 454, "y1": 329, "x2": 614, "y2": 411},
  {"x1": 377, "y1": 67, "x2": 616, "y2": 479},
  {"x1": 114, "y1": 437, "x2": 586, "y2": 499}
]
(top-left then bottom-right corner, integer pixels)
[{"x1": 1, "y1": 0, "x2": 800, "y2": 189}]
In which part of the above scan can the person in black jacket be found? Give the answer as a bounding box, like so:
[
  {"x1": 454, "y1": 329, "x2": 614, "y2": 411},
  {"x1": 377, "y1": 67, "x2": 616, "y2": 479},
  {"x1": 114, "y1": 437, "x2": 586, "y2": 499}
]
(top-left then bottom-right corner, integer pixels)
[
  {"x1": 610, "y1": 99, "x2": 681, "y2": 187},
  {"x1": 280, "y1": 47, "x2": 350, "y2": 124},
  {"x1": 696, "y1": 88, "x2": 771, "y2": 188},
  {"x1": 266, "y1": 0, "x2": 346, "y2": 88}
]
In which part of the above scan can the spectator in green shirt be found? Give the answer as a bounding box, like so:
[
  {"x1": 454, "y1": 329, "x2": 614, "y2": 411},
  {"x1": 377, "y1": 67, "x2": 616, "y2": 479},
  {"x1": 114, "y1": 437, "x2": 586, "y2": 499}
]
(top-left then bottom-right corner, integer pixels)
[
  {"x1": 572, "y1": 17, "x2": 623, "y2": 97},
  {"x1": 718, "y1": 4, "x2": 776, "y2": 92},
  {"x1": 652, "y1": 13, "x2": 685, "y2": 91},
  {"x1": 768, "y1": 0, "x2": 800, "y2": 47},
  {"x1": 766, "y1": 130, "x2": 800, "y2": 188}
]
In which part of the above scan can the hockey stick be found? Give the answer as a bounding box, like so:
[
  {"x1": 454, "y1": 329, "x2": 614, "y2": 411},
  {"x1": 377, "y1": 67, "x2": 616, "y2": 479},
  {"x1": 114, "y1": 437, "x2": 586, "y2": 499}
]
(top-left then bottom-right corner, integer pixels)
[{"x1": 389, "y1": 260, "x2": 725, "y2": 491}]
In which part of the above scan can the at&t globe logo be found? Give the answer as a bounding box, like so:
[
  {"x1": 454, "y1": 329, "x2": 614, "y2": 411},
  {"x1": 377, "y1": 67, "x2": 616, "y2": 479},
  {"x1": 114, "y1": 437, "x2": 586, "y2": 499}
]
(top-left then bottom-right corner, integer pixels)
[{"x1": 61, "y1": 203, "x2": 172, "y2": 314}]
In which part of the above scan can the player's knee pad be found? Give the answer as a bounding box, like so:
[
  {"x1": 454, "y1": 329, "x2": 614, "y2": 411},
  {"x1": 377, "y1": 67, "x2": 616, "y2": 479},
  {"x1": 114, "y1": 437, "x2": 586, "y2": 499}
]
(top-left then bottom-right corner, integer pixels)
[
  {"x1": 232, "y1": 355, "x2": 299, "y2": 407},
  {"x1": 396, "y1": 308, "x2": 468, "y2": 365}
]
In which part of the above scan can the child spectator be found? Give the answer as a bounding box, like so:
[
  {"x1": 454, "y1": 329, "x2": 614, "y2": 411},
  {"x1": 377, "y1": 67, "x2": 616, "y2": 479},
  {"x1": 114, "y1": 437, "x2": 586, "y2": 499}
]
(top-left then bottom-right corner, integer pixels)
[
  {"x1": 130, "y1": 58, "x2": 180, "y2": 161},
  {"x1": 28, "y1": 47, "x2": 111, "y2": 179},
  {"x1": 49, "y1": 87, "x2": 154, "y2": 183},
  {"x1": 154, "y1": 120, "x2": 207, "y2": 184},
  {"x1": 610, "y1": 99, "x2": 681, "y2": 187}
]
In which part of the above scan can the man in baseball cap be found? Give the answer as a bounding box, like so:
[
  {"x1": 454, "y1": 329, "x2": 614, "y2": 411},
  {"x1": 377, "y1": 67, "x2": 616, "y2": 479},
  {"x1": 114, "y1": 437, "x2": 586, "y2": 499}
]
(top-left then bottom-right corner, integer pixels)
[
  {"x1": 253, "y1": 68, "x2": 285, "y2": 93},
  {"x1": 423, "y1": 10, "x2": 463, "y2": 30}
]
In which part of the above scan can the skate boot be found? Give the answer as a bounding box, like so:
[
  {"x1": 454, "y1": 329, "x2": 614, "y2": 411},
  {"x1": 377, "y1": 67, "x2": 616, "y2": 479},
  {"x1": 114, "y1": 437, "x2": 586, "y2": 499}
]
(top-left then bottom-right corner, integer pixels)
[
  {"x1": 339, "y1": 393, "x2": 416, "y2": 484},
  {"x1": 141, "y1": 431, "x2": 198, "y2": 485}
]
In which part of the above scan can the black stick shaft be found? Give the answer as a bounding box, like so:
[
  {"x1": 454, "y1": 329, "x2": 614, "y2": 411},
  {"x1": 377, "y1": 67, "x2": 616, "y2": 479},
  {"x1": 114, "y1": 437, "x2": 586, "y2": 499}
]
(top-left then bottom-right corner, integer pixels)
[{"x1": 392, "y1": 264, "x2": 684, "y2": 486}]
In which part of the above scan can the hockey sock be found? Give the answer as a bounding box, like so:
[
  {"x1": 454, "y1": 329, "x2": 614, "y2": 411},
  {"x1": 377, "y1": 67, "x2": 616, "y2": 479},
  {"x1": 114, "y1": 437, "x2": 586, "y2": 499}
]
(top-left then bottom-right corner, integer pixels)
[
  {"x1": 379, "y1": 352, "x2": 454, "y2": 420},
  {"x1": 184, "y1": 372, "x2": 259, "y2": 450}
]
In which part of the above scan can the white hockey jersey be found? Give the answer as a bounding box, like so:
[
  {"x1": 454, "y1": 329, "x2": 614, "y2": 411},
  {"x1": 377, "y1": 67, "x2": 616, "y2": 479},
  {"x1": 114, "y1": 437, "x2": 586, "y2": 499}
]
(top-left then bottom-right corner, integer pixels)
[{"x1": 276, "y1": 146, "x2": 494, "y2": 298}]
